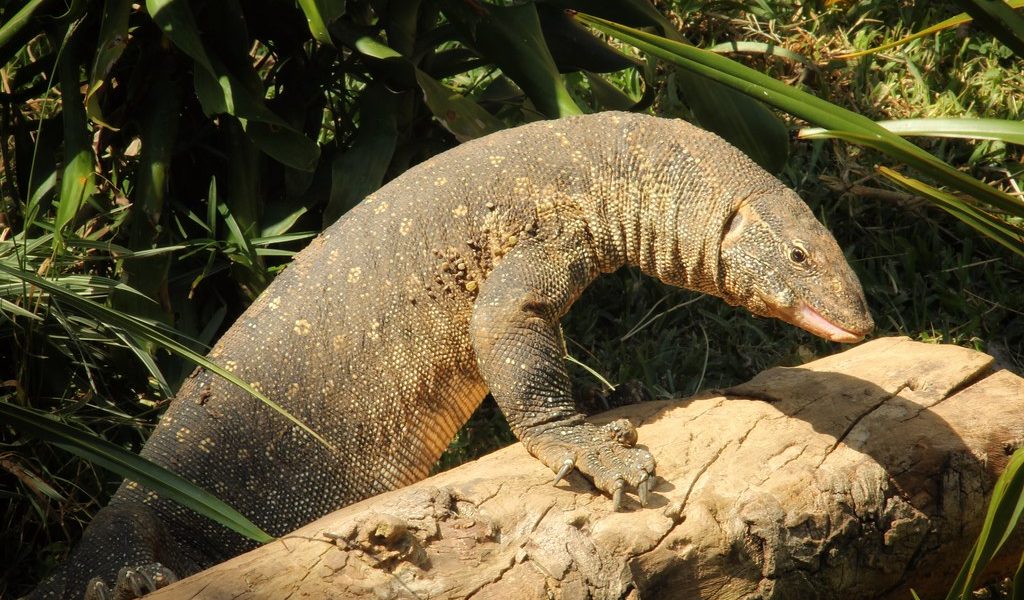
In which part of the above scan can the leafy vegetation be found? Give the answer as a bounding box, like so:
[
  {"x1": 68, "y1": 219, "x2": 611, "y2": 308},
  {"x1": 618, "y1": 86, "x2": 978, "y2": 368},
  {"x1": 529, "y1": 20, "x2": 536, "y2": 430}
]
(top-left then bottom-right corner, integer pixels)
[{"x1": 0, "y1": 0, "x2": 1021, "y2": 597}]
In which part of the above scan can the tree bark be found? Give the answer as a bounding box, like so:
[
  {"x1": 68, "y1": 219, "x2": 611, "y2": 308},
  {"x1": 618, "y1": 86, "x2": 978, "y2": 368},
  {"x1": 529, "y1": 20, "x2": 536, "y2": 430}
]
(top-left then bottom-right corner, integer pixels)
[{"x1": 149, "y1": 337, "x2": 1024, "y2": 599}]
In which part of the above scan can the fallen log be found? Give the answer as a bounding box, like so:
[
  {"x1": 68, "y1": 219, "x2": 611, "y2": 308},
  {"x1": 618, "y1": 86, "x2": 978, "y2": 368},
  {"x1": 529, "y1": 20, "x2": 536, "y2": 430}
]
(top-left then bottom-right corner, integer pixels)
[{"x1": 149, "y1": 337, "x2": 1024, "y2": 599}]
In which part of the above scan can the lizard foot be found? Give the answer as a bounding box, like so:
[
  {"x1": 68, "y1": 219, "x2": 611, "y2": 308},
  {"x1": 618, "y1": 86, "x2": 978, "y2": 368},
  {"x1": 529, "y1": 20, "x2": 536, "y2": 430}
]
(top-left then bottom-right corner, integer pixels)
[
  {"x1": 84, "y1": 564, "x2": 178, "y2": 600},
  {"x1": 533, "y1": 420, "x2": 654, "y2": 511}
]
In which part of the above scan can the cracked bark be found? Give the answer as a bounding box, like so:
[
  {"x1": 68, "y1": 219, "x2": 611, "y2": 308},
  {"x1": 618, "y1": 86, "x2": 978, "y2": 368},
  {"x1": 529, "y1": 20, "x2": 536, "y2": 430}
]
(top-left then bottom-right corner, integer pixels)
[{"x1": 148, "y1": 338, "x2": 1024, "y2": 600}]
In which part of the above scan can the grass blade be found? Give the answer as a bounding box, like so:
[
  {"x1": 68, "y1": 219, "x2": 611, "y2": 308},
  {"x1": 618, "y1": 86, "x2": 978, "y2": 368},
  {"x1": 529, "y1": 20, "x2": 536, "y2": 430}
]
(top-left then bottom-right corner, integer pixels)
[
  {"x1": 0, "y1": 0, "x2": 48, "y2": 54},
  {"x1": 708, "y1": 40, "x2": 814, "y2": 66},
  {"x1": 0, "y1": 401, "x2": 273, "y2": 543},
  {"x1": 837, "y1": 14, "x2": 973, "y2": 60},
  {"x1": 836, "y1": 1, "x2": 1024, "y2": 59},
  {"x1": 55, "y1": 23, "x2": 95, "y2": 253},
  {"x1": 574, "y1": 14, "x2": 1024, "y2": 219},
  {"x1": 84, "y1": 0, "x2": 130, "y2": 129},
  {"x1": 879, "y1": 167, "x2": 1024, "y2": 259},
  {"x1": 954, "y1": 0, "x2": 1024, "y2": 57},
  {"x1": 0, "y1": 262, "x2": 335, "y2": 451},
  {"x1": 803, "y1": 118, "x2": 1024, "y2": 145},
  {"x1": 944, "y1": 449, "x2": 1024, "y2": 599}
]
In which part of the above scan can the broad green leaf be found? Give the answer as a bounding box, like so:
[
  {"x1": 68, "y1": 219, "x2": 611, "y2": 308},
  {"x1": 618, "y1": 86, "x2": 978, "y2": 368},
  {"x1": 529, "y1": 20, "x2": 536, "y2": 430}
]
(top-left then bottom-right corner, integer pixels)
[
  {"x1": 344, "y1": 33, "x2": 501, "y2": 140},
  {"x1": 415, "y1": 68, "x2": 503, "y2": 142},
  {"x1": 297, "y1": 0, "x2": 334, "y2": 47},
  {"x1": 24, "y1": 170, "x2": 56, "y2": 230},
  {"x1": 585, "y1": 71, "x2": 637, "y2": 111},
  {"x1": 537, "y1": 5, "x2": 639, "y2": 73},
  {"x1": 85, "y1": 0, "x2": 130, "y2": 129},
  {"x1": 55, "y1": 24, "x2": 95, "y2": 253},
  {"x1": 261, "y1": 205, "x2": 309, "y2": 238},
  {"x1": 559, "y1": 0, "x2": 792, "y2": 162},
  {"x1": 944, "y1": 448, "x2": 1024, "y2": 599},
  {"x1": 426, "y1": 47, "x2": 486, "y2": 79},
  {"x1": 144, "y1": 0, "x2": 212, "y2": 71},
  {"x1": 0, "y1": 0, "x2": 48, "y2": 55},
  {"x1": 954, "y1": 0, "x2": 1024, "y2": 57},
  {"x1": 0, "y1": 401, "x2": 273, "y2": 543},
  {"x1": 146, "y1": 0, "x2": 320, "y2": 171},
  {"x1": 0, "y1": 262, "x2": 335, "y2": 451},
  {"x1": 803, "y1": 118, "x2": 1024, "y2": 146},
  {"x1": 546, "y1": 0, "x2": 678, "y2": 32},
  {"x1": 222, "y1": 117, "x2": 261, "y2": 250},
  {"x1": 334, "y1": 27, "x2": 416, "y2": 86},
  {"x1": 672, "y1": 68, "x2": 790, "y2": 174},
  {"x1": 325, "y1": 84, "x2": 401, "y2": 225},
  {"x1": 114, "y1": 72, "x2": 182, "y2": 326},
  {"x1": 575, "y1": 15, "x2": 1024, "y2": 222},
  {"x1": 352, "y1": 32, "x2": 402, "y2": 59},
  {"x1": 680, "y1": 68, "x2": 789, "y2": 173},
  {"x1": 441, "y1": 0, "x2": 582, "y2": 118},
  {"x1": 383, "y1": 0, "x2": 420, "y2": 57}
]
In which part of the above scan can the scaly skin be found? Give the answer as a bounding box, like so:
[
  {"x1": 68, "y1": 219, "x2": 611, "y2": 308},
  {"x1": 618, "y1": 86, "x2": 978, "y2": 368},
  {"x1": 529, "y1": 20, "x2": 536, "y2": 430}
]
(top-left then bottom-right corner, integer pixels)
[{"x1": 30, "y1": 112, "x2": 872, "y2": 599}]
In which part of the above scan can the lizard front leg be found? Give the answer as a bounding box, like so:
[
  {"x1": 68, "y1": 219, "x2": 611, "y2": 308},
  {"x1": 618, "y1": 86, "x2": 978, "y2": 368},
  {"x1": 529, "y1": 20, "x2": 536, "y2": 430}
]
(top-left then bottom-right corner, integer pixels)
[{"x1": 469, "y1": 238, "x2": 655, "y2": 510}]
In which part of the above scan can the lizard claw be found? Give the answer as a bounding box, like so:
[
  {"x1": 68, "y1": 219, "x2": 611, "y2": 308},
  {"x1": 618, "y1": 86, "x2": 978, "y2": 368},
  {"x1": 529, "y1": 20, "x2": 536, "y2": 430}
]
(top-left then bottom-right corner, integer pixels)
[
  {"x1": 85, "y1": 564, "x2": 178, "y2": 600},
  {"x1": 553, "y1": 458, "x2": 575, "y2": 485},
  {"x1": 612, "y1": 479, "x2": 626, "y2": 512},
  {"x1": 638, "y1": 475, "x2": 651, "y2": 507},
  {"x1": 124, "y1": 568, "x2": 155, "y2": 598},
  {"x1": 85, "y1": 579, "x2": 111, "y2": 600}
]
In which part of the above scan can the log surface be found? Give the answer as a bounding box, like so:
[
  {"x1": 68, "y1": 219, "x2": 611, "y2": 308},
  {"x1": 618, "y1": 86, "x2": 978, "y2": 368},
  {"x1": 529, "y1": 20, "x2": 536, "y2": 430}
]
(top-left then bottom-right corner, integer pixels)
[{"x1": 150, "y1": 337, "x2": 1024, "y2": 599}]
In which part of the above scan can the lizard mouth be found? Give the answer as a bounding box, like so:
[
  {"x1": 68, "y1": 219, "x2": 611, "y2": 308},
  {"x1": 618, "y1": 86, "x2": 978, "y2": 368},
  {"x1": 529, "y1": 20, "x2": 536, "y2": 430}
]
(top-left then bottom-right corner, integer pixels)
[{"x1": 786, "y1": 302, "x2": 865, "y2": 343}]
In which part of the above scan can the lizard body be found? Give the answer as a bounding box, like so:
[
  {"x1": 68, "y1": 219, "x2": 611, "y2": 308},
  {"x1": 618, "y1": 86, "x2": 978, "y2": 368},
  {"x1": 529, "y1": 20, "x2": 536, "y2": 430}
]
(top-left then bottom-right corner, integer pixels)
[{"x1": 30, "y1": 112, "x2": 872, "y2": 599}]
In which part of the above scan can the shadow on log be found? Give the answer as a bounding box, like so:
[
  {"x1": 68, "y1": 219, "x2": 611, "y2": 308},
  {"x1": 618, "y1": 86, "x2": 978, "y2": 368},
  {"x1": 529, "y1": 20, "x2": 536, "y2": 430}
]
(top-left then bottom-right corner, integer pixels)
[{"x1": 149, "y1": 337, "x2": 1024, "y2": 599}]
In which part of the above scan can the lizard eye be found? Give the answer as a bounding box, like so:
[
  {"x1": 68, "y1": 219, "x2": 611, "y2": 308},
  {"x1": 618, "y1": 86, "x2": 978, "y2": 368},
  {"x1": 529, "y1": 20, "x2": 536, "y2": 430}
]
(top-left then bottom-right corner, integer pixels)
[{"x1": 790, "y1": 246, "x2": 807, "y2": 264}]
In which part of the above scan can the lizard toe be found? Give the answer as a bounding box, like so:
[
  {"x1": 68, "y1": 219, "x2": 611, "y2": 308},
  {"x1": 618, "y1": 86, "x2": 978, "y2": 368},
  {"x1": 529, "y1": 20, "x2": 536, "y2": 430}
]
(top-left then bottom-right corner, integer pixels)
[
  {"x1": 612, "y1": 479, "x2": 626, "y2": 511},
  {"x1": 84, "y1": 578, "x2": 112, "y2": 600},
  {"x1": 104, "y1": 564, "x2": 178, "y2": 600},
  {"x1": 563, "y1": 425, "x2": 656, "y2": 509},
  {"x1": 528, "y1": 423, "x2": 655, "y2": 509}
]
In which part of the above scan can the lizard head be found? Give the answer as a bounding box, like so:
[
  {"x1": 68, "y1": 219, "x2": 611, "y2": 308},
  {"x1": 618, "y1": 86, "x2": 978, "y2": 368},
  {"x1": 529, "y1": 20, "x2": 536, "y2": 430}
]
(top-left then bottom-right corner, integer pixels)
[{"x1": 717, "y1": 192, "x2": 874, "y2": 343}]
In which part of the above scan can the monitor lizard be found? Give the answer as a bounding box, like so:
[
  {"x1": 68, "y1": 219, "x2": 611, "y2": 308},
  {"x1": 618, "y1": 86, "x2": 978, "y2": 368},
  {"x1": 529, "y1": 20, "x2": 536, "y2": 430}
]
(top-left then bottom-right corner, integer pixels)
[{"x1": 29, "y1": 112, "x2": 873, "y2": 599}]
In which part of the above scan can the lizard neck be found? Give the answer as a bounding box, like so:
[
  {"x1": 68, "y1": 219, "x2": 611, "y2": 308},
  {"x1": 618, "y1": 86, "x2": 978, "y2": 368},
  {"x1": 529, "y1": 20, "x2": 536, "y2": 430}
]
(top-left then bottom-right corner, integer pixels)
[{"x1": 577, "y1": 119, "x2": 756, "y2": 297}]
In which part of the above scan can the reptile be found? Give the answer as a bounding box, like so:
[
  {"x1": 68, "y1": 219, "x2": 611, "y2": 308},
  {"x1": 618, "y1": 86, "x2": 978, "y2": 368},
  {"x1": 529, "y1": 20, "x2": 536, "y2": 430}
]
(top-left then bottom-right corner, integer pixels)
[{"x1": 29, "y1": 111, "x2": 873, "y2": 599}]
